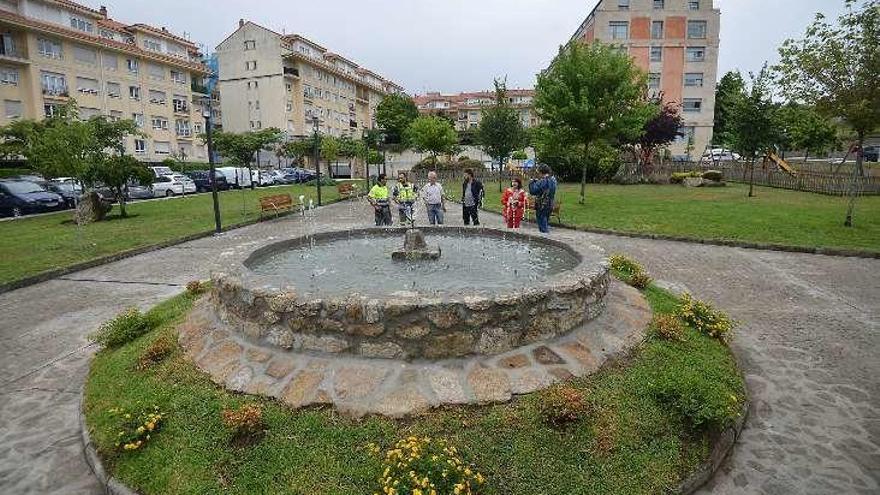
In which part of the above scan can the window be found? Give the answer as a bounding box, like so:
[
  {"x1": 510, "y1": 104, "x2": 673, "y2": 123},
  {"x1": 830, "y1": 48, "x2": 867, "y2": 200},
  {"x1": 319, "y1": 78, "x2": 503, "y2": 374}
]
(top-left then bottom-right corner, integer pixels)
[
  {"x1": 677, "y1": 126, "x2": 696, "y2": 144},
  {"x1": 0, "y1": 33, "x2": 16, "y2": 57},
  {"x1": 648, "y1": 73, "x2": 661, "y2": 89},
  {"x1": 154, "y1": 141, "x2": 171, "y2": 155},
  {"x1": 129, "y1": 85, "x2": 141, "y2": 100},
  {"x1": 689, "y1": 1, "x2": 700, "y2": 10},
  {"x1": 175, "y1": 119, "x2": 191, "y2": 137},
  {"x1": 40, "y1": 71, "x2": 66, "y2": 96},
  {"x1": 151, "y1": 116, "x2": 169, "y2": 130},
  {"x1": 652, "y1": 21, "x2": 664, "y2": 39},
  {"x1": 143, "y1": 38, "x2": 162, "y2": 52},
  {"x1": 134, "y1": 139, "x2": 146, "y2": 154},
  {"x1": 0, "y1": 66, "x2": 18, "y2": 86},
  {"x1": 172, "y1": 95, "x2": 188, "y2": 113},
  {"x1": 44, "y1": 103, "x2": 60, "y2": 118},
  {"x1": 650, "y1": 46, "x2": 663, "y2": 62},
  {"x1": 286, "y1": 102, "x2": 293, "y2": 111},
  {"x1": 147, "y1": 63, "x2": 165, "y2": 80},
  {"x1": 132, "y1": 113, "x2": 144, "y2": 128},
  {"x1": 688, "y1": 20, "x2": 707, "y2": 39},
  {"x1": 193, "y1": 122, "x2": 203, "y2": 134},
  {"x1": 682, "y1": 98, "x2": 703, "y2": 112},
  {"x1": 127, "y1": 58, "x2": 139, "y2": 74},
  {"x1": 245, "y1": 60, "x2": 257, "y2": 71},
  {"x1": 38, "y1": 38, "x2": 62, "y2": 59},
  {"x1": 170, "y1": 70, "x2": 186, "y2": 84},
  {"x1": 5, "y1": 99, "x2": 21, "y2": 119},
  {"x1": 76, "y1": 77, "x2": 99, "y2": 94},
  {"x1": 72, "y1": 45, "x2": 96, "y2": 64},
  {"x1": 69, "y1": 16, "x2": 93, "y2": 33},
  {"x1": 109, "y1": 110, "x2": 123, "y2": 121},
  {"x1": 103, "y1": 54, "x2": 118, "y2": 71},
  {"x1": 244, "y1": 40, "x2": 256, "y2": 50},
  {"x1": 80, "y1": 107, "x2": 100, "y2": 119},
  {"x1": 148, "y1": 90, "x2": 166, "y2": 105},
  {"x1": 609, "y1": 21, "x2": 629, "y2": 40},
  {"x1": 686, "y1": 46, "x2": 706, "y2": 62},
  {"x1": 653, "y1": 0, "x2": 665, "y2": 8},
  {"x1": 617, "y1": 0, "x2": 630, "y2": 9},
  {"x1": 106, "y1": 81, "x2": 121, "y2": 98},
  {"x1": 684, "y1": 73, "x2": 704, "y2": 87}
]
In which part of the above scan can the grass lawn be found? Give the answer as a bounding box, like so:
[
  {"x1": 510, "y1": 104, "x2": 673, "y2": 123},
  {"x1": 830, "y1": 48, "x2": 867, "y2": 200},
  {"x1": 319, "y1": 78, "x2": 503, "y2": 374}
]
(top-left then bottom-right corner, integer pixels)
[
  {"x1": 83, "y1": 279, "x2": 745, "y2": 495},
  {"x1": 484, "y1": 182, "x2": 880, "y2": 253},
  {"x1": 0, "y1": 183, "x2": 355, "y2": 286}
]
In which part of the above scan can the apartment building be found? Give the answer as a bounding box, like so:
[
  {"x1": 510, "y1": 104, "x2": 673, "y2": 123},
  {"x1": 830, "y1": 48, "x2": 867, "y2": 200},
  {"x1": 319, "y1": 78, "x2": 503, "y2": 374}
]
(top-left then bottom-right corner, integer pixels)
[
  {"x1": 216, "y1": 20, "x2": 404, "y2": 142},
  {"x1": 413, "y1": 89, "x2": 537, "y2": 132},
  {"x1": 571, "y1": 0, "x2": 721, "y2": 156},
  {"x1": 0, "y1": 0, "x2": 212, "y2": 162}
]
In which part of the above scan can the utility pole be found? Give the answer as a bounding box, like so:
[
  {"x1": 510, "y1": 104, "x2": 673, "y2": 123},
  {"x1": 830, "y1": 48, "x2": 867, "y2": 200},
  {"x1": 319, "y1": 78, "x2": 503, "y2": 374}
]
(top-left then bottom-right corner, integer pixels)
[
  {"x1": 204, "y1": 106, "x2": 222, "y2": 234},
  {"x1": 310, "y1": 115, "x2": 322, "y2": 206}
]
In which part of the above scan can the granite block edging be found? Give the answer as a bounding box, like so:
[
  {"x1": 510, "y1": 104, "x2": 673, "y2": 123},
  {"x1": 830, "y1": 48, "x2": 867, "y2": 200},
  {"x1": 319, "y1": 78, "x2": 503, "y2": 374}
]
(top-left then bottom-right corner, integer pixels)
[{"x1": 79, "y1": 386, "x2": 139, "y2": 495}]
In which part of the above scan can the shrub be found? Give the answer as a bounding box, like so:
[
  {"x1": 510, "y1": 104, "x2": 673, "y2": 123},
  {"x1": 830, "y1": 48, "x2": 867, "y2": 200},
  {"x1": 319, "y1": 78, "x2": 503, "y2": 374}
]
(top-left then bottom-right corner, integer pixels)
[
  {"x1": 511, "y1": 150, "x2": 529, "y2": 160},
  {"x1": 411, "y1": 156, "x2": 483, "y2": 172},
  {"x1": 136, "y1": 334, "x2": 175, "y2": 370},
  {"x1": 629, "y1": 271, "x2": 653, "y2": 290},
  {"x1": 304, "y1": 177, "x2": 337, "y2": 186},
  {"x1": 186, "y1": 280, "x2": 207, "y2": 295},
  {"x1": 539, "y1": 384, "x2": 591, "y2": 427},
  {"x1": 109, "y1": 405, "x2": 164, "y2": 451},
  {"x1": 609, "y1": 254, "x2": 652, "y2": 289},
  {"x1": 650, "y1": 314, "x2": 685, "y2": 341},
  {"x1": 90, "y1": 307, "x2": 153, "y2": 349},
  {"x1": 221, "y1": 403, "x2": 265, "y2": 440},
  {"x1": 677, "y1": 293, "x2": 735, "y2": 343},
  {"x1": 670, "y1": 171, "x2": 702, "y2": 184},
  {"x1": 370, "y1": 436, "x2": 485, "y2": 495}
]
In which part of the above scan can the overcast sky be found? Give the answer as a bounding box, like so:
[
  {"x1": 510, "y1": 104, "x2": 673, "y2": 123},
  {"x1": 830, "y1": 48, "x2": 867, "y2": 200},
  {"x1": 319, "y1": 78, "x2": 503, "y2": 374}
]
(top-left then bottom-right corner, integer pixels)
[{"x1": 90, "y1": 0, "x2": 848, "y2": 94}]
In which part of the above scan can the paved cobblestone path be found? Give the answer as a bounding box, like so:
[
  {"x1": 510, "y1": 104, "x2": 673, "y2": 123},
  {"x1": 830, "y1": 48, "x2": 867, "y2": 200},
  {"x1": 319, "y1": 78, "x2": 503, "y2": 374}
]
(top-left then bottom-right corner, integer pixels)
[{"x1": 0, "y1": 198, "x2": 877, "y2": 494}]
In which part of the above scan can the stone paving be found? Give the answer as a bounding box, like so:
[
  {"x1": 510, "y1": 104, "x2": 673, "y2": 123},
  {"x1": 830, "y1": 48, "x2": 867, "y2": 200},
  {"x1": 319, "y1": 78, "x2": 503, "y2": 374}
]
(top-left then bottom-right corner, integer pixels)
[
  {"x1": 0, "y1": 196, "x2": 877, "y2": 494},
  {"x1": 179, "y1": 281, "x2": 649, "y2": 417}
]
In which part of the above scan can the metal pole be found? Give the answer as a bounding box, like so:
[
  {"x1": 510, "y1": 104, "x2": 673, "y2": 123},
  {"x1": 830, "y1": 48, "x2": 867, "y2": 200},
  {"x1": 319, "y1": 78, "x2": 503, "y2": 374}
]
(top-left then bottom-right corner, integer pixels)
[
  {"x1": 312, "y1": 117, "x2": 322, "y2": 206},
  {"x1": 205, "y1": 112, "x2": 222, "y2": 234}
]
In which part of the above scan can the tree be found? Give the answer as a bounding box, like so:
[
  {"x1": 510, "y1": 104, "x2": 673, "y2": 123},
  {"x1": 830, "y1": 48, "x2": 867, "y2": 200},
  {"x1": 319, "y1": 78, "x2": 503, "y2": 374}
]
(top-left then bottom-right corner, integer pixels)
[
  {"x1": 279, "y1": 139, "x2": 314, "y2": 166},
  {"x1": 376, "y1": 93, "x2": 419, "y2": 145},
  {"x1": 477, "y1": 79, "x2": 527, "y2": 178},
  {"x1": 211, "y1": 128, "x2": 282, "y2": 187},
  {"x1": 725, "y1": 66, "x2": 779, "y2": 198},
  {"x1": 775, "y1": 0, "x2": 880, "y2": 226},
  {"x1": 713, "y1": 71, "x2": 746, "y2": 147},
  {"x1": 534, "y1": 41, "x2": 656, "y2": 203},
  {"x1": 778, "y1": 104, "x2": 840, "y2": 161},
  {"x1": 93, "y1": 155, "x2": 152, "y2": 217},
  {"x1": 405, "y1": 116, "x2": 458, "y2": 163},
  {"x1": 630, "y1": 95, "x2": 683, "y2": 173},
  {"x1": 320, "y1": 135, "x2": 340, "y2": 178}
]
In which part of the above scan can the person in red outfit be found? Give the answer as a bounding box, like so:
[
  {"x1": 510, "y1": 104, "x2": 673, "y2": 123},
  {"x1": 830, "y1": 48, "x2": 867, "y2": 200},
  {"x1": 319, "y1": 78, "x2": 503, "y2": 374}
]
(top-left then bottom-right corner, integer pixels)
[{"x1": 501, "y1": 177, "x2": 528, "y2": 229}]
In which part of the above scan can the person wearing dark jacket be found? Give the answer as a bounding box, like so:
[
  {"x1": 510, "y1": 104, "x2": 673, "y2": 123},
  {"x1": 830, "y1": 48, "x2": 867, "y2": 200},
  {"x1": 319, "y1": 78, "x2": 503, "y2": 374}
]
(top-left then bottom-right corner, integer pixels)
[
  {"x1": 460, "y1": 169, "x2": 484, "y2": 226},
  {"x1": 529, "y1": 165, "x2": 557, "y2": 234}
]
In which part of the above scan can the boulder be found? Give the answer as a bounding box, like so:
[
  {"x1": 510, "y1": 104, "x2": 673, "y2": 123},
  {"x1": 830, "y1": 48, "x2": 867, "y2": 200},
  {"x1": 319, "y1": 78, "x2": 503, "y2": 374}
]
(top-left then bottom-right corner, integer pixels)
[
  {"x1": 74, "y1": 191, "x2": 112, "y2": 224},
  {"x1": 702, "y1": 169, "x2": 724, "y2": 182}
]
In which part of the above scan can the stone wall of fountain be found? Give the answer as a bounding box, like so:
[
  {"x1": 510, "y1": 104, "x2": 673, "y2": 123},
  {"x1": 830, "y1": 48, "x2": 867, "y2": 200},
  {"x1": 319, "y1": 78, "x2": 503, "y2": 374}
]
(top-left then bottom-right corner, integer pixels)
[{"x1": 209, "y1": 227, "x2": 611, "y2": 361}]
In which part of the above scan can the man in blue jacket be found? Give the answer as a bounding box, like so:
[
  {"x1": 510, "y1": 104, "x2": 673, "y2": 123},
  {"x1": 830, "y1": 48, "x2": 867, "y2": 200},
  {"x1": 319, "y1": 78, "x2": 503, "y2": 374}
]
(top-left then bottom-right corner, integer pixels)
[
  {"x1": 529, "y1": 165, "x2": 557, "y2": 234},
  {"x1": 461, "y1": 169, "x2": 484, "y2": 226}
]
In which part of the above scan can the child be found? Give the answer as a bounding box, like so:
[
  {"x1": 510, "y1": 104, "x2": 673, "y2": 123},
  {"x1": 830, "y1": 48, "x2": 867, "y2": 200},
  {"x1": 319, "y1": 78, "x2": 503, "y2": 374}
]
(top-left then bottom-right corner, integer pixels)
[{"x1": 501, "y1": 177, "x2": 528, "y2": 229}]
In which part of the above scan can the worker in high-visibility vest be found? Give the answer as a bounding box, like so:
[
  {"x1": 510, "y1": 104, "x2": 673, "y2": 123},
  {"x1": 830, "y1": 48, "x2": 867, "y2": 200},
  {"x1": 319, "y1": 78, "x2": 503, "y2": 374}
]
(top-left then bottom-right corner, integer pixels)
[
  {"x1": 392, "y1": 171, "x2": 418, "y2": 225},
  {"x1": 367, "y1": 174, "x2": 392, "y2": 226}
]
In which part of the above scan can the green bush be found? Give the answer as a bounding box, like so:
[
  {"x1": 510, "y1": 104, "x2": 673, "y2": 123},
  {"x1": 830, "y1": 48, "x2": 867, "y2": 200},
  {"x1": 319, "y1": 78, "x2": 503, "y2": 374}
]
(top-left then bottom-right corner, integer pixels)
[
  {"x1": 677, "y1": 293, "x2": 735, "y2": 343},
  {"x1": 649, "y1": 314, "x2": 685, "y2": 341},
  {"x1": 539, "y1": 384, "x2": 592, "y2": 427},
  {"x1": 411, "y1": 156, "x2": 483, "y2": 172},
  {"x1": 629, "y1": 271, "x2": 653, "y2": 290},
  {"x1": 90, "y1": 307, "x2": 154, "y2": 349},
  {"x1": 511, "y1": 150, "x2": 529, "y2": 160},
  {"x1": 303, "y1": 177, "x2": 337, "y2": 186},
  {"x1": 669, "y1": 171, "x2": 703, "y2": 184}
]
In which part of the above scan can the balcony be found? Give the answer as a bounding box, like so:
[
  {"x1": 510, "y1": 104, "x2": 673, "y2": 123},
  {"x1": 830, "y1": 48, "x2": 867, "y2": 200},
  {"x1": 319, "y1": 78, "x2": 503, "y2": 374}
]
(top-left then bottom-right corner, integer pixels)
[
  {"x1": 42, "y1": 87, "x2": 69, "y2": 99},
  {"x1": 283, "y1": 67, "x2": 299, "y2": 78},
  {"x1": 191, "y1": 81, "x2": 210, "y2": 95}
]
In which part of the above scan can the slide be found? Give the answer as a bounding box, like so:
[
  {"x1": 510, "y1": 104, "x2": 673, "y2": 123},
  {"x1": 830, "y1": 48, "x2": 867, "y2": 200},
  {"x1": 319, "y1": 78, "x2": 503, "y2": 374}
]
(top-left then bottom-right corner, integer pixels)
[{"x1": 768, "y1": 152, "x2": 797, "y2": 176}]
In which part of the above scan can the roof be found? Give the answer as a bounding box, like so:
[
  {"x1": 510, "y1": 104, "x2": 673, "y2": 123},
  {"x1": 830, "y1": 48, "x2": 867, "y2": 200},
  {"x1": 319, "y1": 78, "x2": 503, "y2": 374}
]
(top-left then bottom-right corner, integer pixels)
[
  {"x1": 50, "y1": 0, "x2": 103, "y2": 17},
  {"x1": 412, "y1": 89, "x2": 535, "y2": 108},
  {"x1": 0, "y1": 9, "x2": 207, "y2": 73},
  {"x1": 282, "y1": 33, "x2": 327, "y2": 53},
  {"x1": 128, "y1": 23, "x2": 197, "y2": 48}
]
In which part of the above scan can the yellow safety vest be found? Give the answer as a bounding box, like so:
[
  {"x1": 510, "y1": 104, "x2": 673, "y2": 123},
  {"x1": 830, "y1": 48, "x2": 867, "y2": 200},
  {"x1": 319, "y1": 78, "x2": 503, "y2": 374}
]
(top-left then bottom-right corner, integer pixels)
[
  {"x1": 396, "y1": 183, "x2": 416, "y2": 202},
  {"x1": 369, "y1": 185, "x2": 390, "y2": 205}
]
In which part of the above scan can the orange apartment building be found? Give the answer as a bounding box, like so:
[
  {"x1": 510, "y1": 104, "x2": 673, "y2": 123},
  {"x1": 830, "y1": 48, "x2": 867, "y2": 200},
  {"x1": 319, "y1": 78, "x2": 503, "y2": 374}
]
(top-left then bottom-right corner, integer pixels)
[{"x1": 571, "y1": 0, "x2": 721, "y2": 156}]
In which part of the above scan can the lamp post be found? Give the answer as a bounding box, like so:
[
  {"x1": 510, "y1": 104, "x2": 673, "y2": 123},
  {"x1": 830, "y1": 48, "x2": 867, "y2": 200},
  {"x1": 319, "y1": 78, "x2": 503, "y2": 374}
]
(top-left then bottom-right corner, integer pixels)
[
  {"x1": 309, "y1": 115, "x2": 322, "y2": 206},
  {"x1": 203, "y1": 107, "x2": 222, "y2": 234}
]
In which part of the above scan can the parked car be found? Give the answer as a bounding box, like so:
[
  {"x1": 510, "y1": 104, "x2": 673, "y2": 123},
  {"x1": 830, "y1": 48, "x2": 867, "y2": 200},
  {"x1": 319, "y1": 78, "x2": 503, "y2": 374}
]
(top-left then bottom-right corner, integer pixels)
[
  {"x1": 0, "y1": 180, "x2": 66, "y2": 217},
  {"x1": 251, "y1": 169, "x2": 275, "y2": 187},
  {"x1": 863, "y1": 146, "x2": 879, "y2": 163},
  {"x1": 271, "y1": 170, "x2": 297, "y2": 184},
  {"x1": 126, "y1": 182, "x2": 154, "y2": 200},
  {"x1": 216, "y1": 167, "x2": 252, "y2": 189},
  {"x1": 149, "y1": 166, "x2": 174, "y2": 178},
  {"x1": 46, "y1": 180, "x2": 82, "y2": 209},
  {"x1": 168, "y1": 174, "x2": 197, "y2": 194},
  {"x1": 185, "y1": 170, "x2": 229, "y2": 192},
  {"x1": 702, "y1": 149, "x2": 741, "y2": 162},
  {"x1": 287, "y1": 167, "x2": 317, "y2": 183},
  {"x1": 151, "y1": 175, "x2": 185, "y2": 197}
]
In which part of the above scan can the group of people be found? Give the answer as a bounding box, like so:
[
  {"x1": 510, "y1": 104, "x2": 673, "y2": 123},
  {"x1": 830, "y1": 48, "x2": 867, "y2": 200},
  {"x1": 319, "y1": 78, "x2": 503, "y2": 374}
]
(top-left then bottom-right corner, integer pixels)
[{"x1": 366, "y1": 165, "x2": 557, "y2": 234}]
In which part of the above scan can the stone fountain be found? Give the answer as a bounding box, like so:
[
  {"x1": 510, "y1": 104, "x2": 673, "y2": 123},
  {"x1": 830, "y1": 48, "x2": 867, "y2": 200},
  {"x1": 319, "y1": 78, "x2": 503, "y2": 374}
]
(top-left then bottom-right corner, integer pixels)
[{"x1": 392, "y1": 229, "x2": 441, "y2": 261}]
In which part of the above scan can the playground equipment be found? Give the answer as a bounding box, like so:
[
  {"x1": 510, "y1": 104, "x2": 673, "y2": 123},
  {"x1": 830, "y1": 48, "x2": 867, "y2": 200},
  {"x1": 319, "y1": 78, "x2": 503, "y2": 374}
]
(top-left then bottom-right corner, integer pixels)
[{"x1": 767, "y1": 152, "x2": 798, "y2": 177}]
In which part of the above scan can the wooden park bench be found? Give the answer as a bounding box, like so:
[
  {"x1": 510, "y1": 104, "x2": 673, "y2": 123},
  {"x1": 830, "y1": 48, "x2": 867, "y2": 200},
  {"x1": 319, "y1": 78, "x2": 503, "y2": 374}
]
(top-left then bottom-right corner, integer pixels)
[
  {"x1": 259, "y1": 193, "x2": 298, "y2": 220},
  {"x1": 337, "y1": 182, "x2": 361, "y2": 200},
  {"x1": 525, "y1": 200, "x2": 562, "y2": 224}
]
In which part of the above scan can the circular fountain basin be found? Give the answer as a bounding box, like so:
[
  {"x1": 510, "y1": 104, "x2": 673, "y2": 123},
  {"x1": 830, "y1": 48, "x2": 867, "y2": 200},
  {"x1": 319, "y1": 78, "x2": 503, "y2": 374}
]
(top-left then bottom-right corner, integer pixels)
[{"x1": 210, "y1": 227, "x2": 610, "y2": 360}]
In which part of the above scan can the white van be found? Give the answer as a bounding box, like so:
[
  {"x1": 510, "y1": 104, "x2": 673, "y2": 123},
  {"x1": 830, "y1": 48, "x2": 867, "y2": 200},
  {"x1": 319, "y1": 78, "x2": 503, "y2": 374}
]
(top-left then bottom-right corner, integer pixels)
[{"x1": 215, "y1": 167, "x2": 252, "y2": 189}]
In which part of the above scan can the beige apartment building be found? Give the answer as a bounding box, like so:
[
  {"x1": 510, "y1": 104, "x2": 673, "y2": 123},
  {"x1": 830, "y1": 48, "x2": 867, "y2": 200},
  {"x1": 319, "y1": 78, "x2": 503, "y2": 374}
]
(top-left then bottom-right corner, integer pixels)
[
  {"x1": 216, "y1": 20, "x2": 403, "y2": 143},
  {"x1": 413, "y1": 89, "x2": 537, "y2": 132},
  {"x1": 0, "y1": 0, "x2": 212, "y2": 162},
  {"x1": 571, "y1": 0, "x2": 721, "y2": 156}
]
